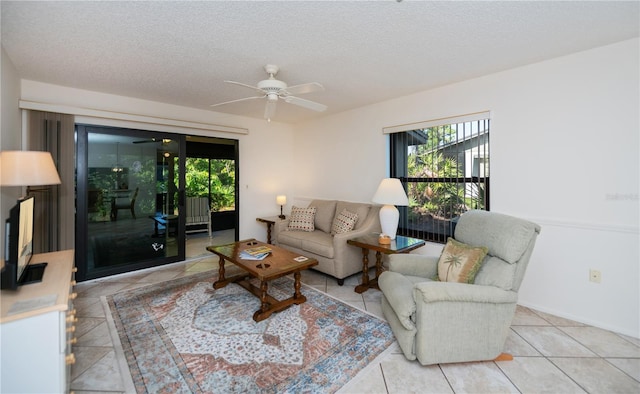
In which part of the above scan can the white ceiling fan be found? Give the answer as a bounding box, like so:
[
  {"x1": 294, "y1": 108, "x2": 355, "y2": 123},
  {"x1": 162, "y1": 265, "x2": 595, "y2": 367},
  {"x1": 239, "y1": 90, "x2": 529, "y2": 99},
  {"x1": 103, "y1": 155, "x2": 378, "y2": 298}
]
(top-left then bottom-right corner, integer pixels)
[{"x1": 210, "y1": 64, "x2": 327, "y2": 120}]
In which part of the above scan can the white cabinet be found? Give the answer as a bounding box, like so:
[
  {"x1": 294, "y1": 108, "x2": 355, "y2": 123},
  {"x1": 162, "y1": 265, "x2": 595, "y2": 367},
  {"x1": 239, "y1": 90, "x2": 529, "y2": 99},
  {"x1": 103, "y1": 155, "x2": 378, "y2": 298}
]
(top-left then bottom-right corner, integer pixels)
[{"x1": 1, "y1": 250, "x2": 76, "y2": 393}]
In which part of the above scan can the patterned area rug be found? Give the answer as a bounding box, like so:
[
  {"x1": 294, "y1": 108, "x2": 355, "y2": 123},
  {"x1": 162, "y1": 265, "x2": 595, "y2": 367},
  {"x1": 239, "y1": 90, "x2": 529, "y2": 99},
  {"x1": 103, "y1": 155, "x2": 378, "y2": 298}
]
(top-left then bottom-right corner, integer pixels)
[{"x1": 107, "y1": 271, "x2": 394, "y2": 393}]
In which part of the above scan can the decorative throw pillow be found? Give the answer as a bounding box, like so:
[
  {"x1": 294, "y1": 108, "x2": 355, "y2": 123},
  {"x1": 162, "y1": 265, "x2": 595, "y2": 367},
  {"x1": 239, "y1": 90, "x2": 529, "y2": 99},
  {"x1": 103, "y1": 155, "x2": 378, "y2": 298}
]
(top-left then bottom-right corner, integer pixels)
[
  {"x1": 287, "y1": 206, "x2": 317, "y2": 232},
  {"x1": 437, "y1": 238, "x2": 488, "y2": 283},
  {"x1": 330, "y1": 209, "x2": 359, "y2": 235}
]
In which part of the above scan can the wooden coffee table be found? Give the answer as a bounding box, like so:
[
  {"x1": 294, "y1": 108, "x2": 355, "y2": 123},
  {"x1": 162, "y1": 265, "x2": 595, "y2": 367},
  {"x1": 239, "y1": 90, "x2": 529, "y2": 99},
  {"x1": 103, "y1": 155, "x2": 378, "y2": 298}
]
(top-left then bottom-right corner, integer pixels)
[{"x1": 206, "y1": 239, "x2": 318, "y2": 322}]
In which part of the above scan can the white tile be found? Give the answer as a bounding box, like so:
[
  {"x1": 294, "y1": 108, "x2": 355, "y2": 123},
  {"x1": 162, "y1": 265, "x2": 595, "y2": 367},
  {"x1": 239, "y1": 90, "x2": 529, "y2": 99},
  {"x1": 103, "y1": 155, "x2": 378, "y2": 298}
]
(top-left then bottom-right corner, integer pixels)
[
  {"x1": 560, "y1": 326, "x2": 640, "y2": 358},
  {"x1": 511, "y1": 305, "x2": 552, "y2": 326},
  {"x1": 550, "y1": 357, "x2": 640, "y2": 393},
  {"x1": 326, "y1": 283, "x2": 365, "y2": 302},
  {"x1": 339, "y1": 362, "x2": 387, "y2": 394},
  {"x1": 382, "y1": 354, "x2": 453, "y2": 394},
  {"x1": 496, "y1": 357, "x2": 586, "y2": 393},
  {"x1": 70, "y1": 351, "x2": 126, "y2": 392},
  {"x1": 511, "y1": 326, "x2": 596, "y2": 357},
  {"x1": 441, "y1": 361, "x2": 519, "y2": 393},
  {"x1": 76, "y1": 321, "x2": 114, "y2": 347},
  {"x1": 74, "y1": 297, "x2": 106, "y2": 318},
  {"x1": 364, "y1": 299, "x2": 384, "y2": 320},
  {"x1": 532, "y1": 309, "x2": 586, "y2": 326},
  {"x1": 71, "y1": 346, "x2": 112, "y2": 380},
  {"x1": 606, "y1": 358, "x2": 640, "y2": 382},
  {"x1": 503, "y1": 329, "x2": 541, "y2": 357}
]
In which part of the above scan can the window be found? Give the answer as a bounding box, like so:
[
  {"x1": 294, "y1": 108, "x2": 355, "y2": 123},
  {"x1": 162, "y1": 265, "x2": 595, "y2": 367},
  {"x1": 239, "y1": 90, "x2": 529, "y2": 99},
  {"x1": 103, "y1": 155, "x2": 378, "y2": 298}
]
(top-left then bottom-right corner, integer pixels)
[{"x1": 388, "y1": 113, "x2": 490, "y2": 243}]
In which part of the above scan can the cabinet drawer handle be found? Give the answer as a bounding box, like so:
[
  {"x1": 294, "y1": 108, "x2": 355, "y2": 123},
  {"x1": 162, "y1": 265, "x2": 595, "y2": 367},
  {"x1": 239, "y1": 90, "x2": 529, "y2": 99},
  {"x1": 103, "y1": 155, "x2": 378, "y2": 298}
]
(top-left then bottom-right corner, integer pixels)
[
  {"x1": 72, "y1": 267, "x2": 78, "y2": 273},
  {"x1": 69, "y1": 292, "x2": 78, "y2": 300},
  {"x1": 70, "y1": 280, "x2": 77, "y2": 286},
  {"x1": 65, "y1": 353, "x2": 76, "y2": 365}
]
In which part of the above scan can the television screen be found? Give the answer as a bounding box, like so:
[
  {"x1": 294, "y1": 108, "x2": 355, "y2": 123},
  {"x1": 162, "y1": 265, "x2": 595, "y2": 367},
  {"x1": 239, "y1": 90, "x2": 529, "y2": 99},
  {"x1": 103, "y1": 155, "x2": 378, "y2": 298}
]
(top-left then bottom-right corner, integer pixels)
[
  {"x1": 1, "y1": 196, "x2": 37, "y2": 290},
  {"x1": 16, "y1": 196, "x2": 34, "y2": 281}
]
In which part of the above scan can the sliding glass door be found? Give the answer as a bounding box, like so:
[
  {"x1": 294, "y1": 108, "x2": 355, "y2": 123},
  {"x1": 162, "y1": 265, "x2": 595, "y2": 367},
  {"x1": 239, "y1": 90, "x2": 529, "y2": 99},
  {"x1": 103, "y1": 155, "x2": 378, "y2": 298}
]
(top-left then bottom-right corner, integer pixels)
[{"x1": 76, "y1": 125, "x2": 185, "y2": 281}]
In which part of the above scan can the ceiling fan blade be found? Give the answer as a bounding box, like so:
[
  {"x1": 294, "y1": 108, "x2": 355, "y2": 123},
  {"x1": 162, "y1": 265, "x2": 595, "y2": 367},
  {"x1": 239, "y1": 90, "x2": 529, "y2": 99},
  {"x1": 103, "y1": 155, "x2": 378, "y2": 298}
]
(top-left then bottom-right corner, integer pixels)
[
  {"x1": 283, "y1": 82, "x2": 324, "y2": 96},
  {"x1": 224, "y1": 80, "x2": 264, "y2": 94},
  {"x1": 283, "y1": 96, "x2": 327, "y2": 112},
  {"x1": 264, "y1": 100, "x2": 277, "y2": 119},
  {"x1": 210, "y1": 95, "x2": 265, "y2": 108}
]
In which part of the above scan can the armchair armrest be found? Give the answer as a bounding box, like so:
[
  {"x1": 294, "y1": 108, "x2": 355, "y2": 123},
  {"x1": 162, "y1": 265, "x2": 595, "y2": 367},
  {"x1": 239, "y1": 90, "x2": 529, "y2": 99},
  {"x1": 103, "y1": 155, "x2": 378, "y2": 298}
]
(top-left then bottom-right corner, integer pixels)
[
  {"x1": 388, "y1": 254, "x2": 438, "y2": 278},
  {"x1": 413, "y1": 281, "x2": 518, "y2": 304}
]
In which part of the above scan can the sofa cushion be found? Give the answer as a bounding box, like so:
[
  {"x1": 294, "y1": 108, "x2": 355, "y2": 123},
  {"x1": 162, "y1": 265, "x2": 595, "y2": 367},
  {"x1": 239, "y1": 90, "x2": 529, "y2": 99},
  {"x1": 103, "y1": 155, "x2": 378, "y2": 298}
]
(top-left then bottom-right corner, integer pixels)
[
  {"x1": 302, "y1": 231, "x2": 335, "y2": 258},
  {"x1": 437, "y1": 238, "x2": 488, "y2": 284},
  {"x1": 287, "y1": 206, "x2": 317, "y2": 232},
  {"x1": 335, "y1": 201, "x2": 371, "y2": 230},
  {"x1": 309, "y1": 199, "x2": 337, "y2": 233},
  {"x1": 278, "y1": 230, "x2": 335, "y2": 259},
  {"x1": 330, "y1": 209, "x2": 359, "y2": 235}
]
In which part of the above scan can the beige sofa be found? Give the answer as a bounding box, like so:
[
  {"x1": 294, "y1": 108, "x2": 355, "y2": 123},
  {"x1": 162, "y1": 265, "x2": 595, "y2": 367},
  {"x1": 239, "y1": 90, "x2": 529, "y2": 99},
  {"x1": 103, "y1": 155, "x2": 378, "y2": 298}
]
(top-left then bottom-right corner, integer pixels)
[{"x1": 272, "y1": 199, "x2": 381, "y2": 285}]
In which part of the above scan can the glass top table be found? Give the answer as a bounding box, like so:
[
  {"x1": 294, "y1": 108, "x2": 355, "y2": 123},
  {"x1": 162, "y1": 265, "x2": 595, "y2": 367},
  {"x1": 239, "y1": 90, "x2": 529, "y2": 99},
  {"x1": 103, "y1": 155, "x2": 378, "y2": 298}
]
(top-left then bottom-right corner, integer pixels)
[{"x1": 347, "y1": 234, "x2": 425, "y2": 293}]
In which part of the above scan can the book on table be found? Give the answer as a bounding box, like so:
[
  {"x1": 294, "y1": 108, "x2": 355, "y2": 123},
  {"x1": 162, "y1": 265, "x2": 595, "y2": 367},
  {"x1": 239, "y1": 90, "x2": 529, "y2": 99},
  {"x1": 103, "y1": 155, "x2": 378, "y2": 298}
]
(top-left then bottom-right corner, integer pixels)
[{"x1": 241, "y1": 245, "x2": 272, "y2": 260}]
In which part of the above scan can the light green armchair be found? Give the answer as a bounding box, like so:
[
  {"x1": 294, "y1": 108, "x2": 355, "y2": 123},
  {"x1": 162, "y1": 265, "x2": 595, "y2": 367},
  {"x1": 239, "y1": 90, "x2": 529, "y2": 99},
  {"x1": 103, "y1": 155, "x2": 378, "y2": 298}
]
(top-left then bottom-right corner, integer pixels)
[{"x1": 379, "y1": 210, "x2": 541, "y2": 365}]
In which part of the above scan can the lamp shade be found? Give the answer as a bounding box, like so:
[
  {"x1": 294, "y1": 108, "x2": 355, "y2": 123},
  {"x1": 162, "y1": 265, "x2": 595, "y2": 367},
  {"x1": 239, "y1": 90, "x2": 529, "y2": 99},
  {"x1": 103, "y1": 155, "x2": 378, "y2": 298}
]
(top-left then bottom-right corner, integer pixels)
[
  {"x1": 276, "y1": 195, "x2": 287, "y2": 205},
  {"x1": 371, "y1": 178, "x2": 408, "y2": 206},
  {"x1": 0, "y1": 151, "x2": 62, "y2": 186}
]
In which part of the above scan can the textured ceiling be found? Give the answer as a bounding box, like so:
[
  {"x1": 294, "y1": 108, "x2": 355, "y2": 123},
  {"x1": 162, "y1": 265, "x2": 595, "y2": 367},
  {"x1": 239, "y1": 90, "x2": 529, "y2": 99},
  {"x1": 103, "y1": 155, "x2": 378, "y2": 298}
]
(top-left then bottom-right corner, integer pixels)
[{"x1": 2, "y1": 1, "x2": 638, "y2": 124}]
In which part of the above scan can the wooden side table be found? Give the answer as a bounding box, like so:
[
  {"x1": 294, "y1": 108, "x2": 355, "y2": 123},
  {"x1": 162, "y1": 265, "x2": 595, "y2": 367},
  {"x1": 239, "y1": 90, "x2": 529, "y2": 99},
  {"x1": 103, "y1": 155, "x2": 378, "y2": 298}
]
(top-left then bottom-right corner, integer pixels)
[
  {"x1": 347, "y1": 234, "x2": 425, "y2": 293},
  {"x1": 256, "y1": 216, "x2": 286, "y2": 244}
]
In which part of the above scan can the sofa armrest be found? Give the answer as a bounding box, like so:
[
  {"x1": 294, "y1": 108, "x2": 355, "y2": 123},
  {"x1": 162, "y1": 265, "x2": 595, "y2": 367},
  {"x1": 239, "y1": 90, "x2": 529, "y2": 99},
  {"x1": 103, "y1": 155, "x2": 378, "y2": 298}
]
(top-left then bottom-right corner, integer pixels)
[
  {"x1": 388, "y1": 254, "x2": 438, "y2": 278},
  {"x1": 272, "y1": 218, "x2": 290, "y2": 244}
]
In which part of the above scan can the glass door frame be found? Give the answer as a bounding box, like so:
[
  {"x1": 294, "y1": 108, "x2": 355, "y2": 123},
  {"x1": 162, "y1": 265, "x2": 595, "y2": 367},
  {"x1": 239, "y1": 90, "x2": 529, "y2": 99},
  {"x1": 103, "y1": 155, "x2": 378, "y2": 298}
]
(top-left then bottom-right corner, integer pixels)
[{"x1": 75, "y1": 124, "x2": 186, "y2": 281}]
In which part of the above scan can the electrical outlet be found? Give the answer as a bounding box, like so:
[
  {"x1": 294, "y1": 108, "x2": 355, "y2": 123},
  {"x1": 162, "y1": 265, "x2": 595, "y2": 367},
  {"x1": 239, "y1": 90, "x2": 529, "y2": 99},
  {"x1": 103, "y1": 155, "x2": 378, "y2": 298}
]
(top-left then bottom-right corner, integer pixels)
[{"x1": 589, "y1": 269, "x2": 601, "y2": 283}]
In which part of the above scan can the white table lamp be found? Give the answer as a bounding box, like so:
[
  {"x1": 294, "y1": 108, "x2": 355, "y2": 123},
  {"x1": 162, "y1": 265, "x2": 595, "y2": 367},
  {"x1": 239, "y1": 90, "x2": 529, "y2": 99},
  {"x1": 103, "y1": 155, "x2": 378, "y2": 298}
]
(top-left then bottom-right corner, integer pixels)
[
  {"x1": 372, "y1": 178, "x2": 408, "y2": 239},
  {"x1": 0, "y1": 150, "x2": 62, "y2": 191}
]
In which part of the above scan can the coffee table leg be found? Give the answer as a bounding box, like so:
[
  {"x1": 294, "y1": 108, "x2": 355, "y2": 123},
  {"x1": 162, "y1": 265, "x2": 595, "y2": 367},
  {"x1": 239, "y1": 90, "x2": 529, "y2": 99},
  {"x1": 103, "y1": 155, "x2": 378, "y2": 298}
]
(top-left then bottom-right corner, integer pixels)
[
  {"x1": 253, "y1": 281, "x2": 272, "y2": 322},
  {"x1": 293, "y1": 271, "x2": 307, "y2": 302},
  {"x1": 213, "y1": 257, "x2": 227, "y2": 289},
  {"x1": 355, "y1": 248, "x2": 370, "y2": 293}
]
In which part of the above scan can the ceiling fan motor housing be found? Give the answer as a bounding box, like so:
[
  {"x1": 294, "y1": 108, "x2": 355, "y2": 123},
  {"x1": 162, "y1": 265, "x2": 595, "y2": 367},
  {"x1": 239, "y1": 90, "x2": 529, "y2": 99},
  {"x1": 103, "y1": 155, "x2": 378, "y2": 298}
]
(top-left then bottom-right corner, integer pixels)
[{"x1": 258, "y1": 78, "x2": 287, "y2": 95}]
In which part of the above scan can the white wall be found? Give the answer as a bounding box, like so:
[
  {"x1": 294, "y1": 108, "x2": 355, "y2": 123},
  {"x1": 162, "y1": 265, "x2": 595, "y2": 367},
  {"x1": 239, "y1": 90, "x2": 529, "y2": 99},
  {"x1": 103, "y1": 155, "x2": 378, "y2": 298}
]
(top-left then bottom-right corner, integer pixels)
[
  {"x1": 7, "y1": 38, "x2": 639, "y2": 337},
  {"x1": 293, "y1": 38, "x2": 640, "y2": 337},
  {"x1": 18, "y1": 81, "x2": 298, "y2": 241},
  {"x1": 1, "y1": 46, "x2": 24, "y2": 254}
]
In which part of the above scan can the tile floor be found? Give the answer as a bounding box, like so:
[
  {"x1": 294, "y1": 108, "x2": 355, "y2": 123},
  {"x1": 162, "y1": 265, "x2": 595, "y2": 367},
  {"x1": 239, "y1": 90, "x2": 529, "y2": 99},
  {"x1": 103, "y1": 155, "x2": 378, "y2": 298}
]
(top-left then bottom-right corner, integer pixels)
[{"x1": 70, "y1": 234, "x2": 640, "y2": 394}]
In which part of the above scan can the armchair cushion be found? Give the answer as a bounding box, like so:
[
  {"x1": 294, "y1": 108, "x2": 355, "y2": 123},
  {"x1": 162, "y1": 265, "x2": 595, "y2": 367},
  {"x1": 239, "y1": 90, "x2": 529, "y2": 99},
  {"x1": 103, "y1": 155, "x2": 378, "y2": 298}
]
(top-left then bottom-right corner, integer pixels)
[
  {"x1": 473, "y1": 256, "x2": 518, "y2": 291},
  {"x1": 455, "y1": 210, "x2": 539, "y2": 264},
  {"x1": 437, "y1": 238, "x2": 488, "y2": 284},
  {"x1": 330, "y1": 209, "x2": 358, "y2": 235},
  {"x1": 287, "y1": 206, "x2": 317, "y2": 232}
]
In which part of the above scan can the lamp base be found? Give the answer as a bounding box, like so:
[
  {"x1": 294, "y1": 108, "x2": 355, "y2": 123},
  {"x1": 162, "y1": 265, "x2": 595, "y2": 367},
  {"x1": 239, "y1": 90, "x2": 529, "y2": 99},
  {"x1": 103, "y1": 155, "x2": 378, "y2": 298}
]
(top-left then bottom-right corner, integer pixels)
[
  {"x1": 278, "y1": 215, "x2": 286, "y2": 219},
  {"x1": 379, "y1": 204, "x2": 400, "y2": 240}
]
